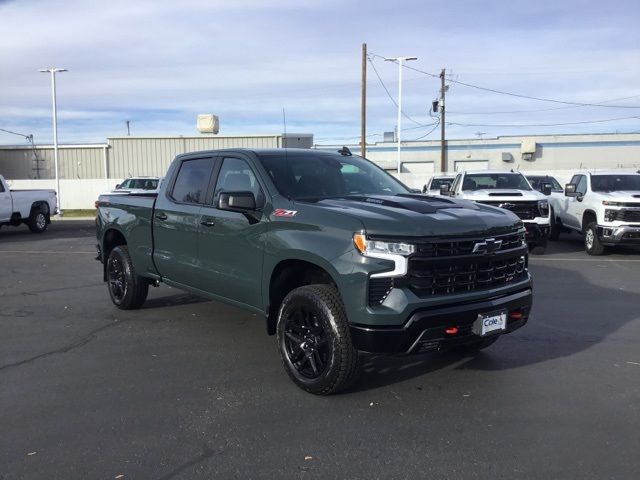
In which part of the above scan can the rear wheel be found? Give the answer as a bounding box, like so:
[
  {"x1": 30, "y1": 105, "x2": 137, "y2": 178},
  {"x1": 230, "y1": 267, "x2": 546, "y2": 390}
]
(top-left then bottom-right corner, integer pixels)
[
  {"x1": 27, "y1": 205, "x2": 49, "y2": 233},
  {"x1": 584, "y1": 222, "x2": 605, "y2": 256},
  {"x1": 277, "y1": 284, "x2": 360, "y2": 395},
  {"x1": 106, "y1": 245, "x2": 149, "y2": 309}
]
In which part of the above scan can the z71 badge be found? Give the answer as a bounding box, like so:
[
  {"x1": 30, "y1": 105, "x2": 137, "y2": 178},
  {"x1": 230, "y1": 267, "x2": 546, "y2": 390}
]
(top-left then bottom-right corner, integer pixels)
[{"x1": 274, "y1": 209, "x2": 297, "y2": 217}]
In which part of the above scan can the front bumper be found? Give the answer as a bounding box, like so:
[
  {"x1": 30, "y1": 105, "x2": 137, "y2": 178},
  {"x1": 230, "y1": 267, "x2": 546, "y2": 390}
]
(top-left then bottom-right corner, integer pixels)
[
  {"x1": 524, "y1": 223, "x2": 549, "y2": 243},
  {"x1": 350, "y1": 288, "x2": 532, "y2": 354},
  {"x1": 597, "y1": 224, "x2": 640, "y2": 245}
]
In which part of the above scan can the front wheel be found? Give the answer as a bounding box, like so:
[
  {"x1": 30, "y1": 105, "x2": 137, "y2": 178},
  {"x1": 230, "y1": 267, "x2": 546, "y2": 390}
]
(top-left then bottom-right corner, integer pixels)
[
  {"x1": 548, "y1": 209, "x2": 561, "y2": 241},
  {"x1": 106, "y1": 245, "x2": 149, "y2": 309},
  {"x1": 584, "y1": 222, "x2": 606, "y2": 256},
  {"x1": 277, "y1": 284, "x2": 360, "y2": 395}
]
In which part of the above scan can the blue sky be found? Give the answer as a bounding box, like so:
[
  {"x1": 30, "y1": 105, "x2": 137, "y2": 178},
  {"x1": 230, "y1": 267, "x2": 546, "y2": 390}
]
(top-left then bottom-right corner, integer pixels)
[{"x1": 1, "y1": 0, "x2": 639, "y2": 146}]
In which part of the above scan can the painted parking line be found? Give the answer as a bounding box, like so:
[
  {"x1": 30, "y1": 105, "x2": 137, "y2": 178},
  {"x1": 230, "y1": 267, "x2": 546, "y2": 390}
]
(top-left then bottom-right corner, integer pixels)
[{"x1": 0, "y1": 250, "x2": 94, "y2": 254}]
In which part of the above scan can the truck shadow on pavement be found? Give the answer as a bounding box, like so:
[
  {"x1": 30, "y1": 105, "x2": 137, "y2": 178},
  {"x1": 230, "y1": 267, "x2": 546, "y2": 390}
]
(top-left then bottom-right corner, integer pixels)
[
  {"x1": 351, "y1": 263, "x2": 640, "y2": 392},
  {"x1": 0, "y1": 220, "x2": 95, "y2": 242},
  {"x1": 547, "y1": 235, "x2": 640, "y2": 256}
]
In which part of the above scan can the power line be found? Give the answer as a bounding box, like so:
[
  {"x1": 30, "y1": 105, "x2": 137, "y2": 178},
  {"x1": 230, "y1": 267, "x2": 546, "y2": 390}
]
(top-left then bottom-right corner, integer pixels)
[
  {"x1": 410, "y1": 119, "x2": 441, "y2": 141},
  {"x1": 366, "y1": 55, "x2": 432, "y2": 127},
  {"x1": 369, "y1": 52, "x2": 640, "y2": 109},
  {"x1": 0, "y1": 127, "x2": 32, "y2": 140},
  {"x1": 315, "y1": 122, "x2": 438, "y2": 143},
  {"x1": 446, "y1": 116, "x2": 640, "y2": 128}
]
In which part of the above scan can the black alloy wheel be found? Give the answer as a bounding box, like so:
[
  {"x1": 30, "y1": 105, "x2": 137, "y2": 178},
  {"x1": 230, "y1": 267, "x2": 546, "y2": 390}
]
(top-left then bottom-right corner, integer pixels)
[
  {"x1": 282, "y1": 305, "x2": 330, "y2": 379},
  {"x1": 277, "y1": 284, "x2": 360, "y2": 395},
  {"x1": 106, "y1": 245, "x2": 149, "y2": 309}
]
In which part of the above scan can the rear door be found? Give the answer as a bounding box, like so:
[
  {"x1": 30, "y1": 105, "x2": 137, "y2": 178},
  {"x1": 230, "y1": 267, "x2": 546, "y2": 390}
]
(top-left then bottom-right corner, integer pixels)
[
  {"x1": 196, "y1": 155, "x2": 268, "y2": 308},
  {"x1": 0, "y1": 180, "x2": 13, "y2": 221},
  {"x1": 152, "y1": 155, "x2": 217, "y2": 287}
]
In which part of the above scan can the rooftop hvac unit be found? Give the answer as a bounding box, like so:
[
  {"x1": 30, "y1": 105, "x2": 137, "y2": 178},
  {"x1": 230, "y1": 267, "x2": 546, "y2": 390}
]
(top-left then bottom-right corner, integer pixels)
[
  {"x1": 383, "y1": 131, "x2": 395, "y2": 142},
  {"x1": 197, "y1": 114, "x2": 219, "y2": 134}
]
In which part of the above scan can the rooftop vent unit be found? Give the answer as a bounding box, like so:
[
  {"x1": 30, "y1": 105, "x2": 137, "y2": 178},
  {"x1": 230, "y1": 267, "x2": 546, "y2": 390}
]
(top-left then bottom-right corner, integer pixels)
[{"x1": 197, "y1": 114, "x2": 219, "y2": 134}]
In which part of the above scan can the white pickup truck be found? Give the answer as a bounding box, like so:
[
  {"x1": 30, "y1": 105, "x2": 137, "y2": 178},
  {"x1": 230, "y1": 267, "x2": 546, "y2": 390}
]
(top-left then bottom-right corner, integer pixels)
[
  {"x1": 0, "y1": 175, "x2": 58, "y2": 233},
  {"x1": 441, "y1": 170, "x2": 552, "y2": 253},
  {"x1": 548, "y1": 171, "x2": 640, "y2": 255}
]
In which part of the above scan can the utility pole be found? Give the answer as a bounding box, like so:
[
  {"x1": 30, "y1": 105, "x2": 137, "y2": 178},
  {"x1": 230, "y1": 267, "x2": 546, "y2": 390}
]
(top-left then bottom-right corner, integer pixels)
[
  {"x1": 385, "y1": 55, "x2": 418, "y2": 174},
  {"x1": 439, "y1": 68, "x2": 447, "y2": 173},
  {"x1": 360, "y1": 43, "x2": 367, "y2": 158}
]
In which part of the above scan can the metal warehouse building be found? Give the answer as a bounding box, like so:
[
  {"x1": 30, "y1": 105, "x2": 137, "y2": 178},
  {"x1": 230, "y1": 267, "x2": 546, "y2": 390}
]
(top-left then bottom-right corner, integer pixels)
[{"x1": 1, "y1": 131, "x2": 639, "y2": 208}]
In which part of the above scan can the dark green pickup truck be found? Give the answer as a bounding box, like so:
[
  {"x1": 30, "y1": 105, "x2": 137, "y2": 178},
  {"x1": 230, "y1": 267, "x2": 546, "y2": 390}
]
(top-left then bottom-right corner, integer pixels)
[{"x1": 96, "y1": 148, "x2": 532, "y2": 394}]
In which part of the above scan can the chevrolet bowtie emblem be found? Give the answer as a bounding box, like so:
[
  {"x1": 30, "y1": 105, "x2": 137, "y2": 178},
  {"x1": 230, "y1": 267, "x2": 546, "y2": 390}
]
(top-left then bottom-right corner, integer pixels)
[
  {"x1": 498, "y1": 203, "x2": 516, "y2": 209},
  {"x1": 472, "y1": 238, "x2": 503, "y2": 254}
]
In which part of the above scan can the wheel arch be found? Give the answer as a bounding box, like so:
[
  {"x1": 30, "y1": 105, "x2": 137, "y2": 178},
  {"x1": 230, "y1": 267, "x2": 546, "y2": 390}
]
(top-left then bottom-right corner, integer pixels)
[
  {"x1": 266, "y1": 258, "x2": 339, "y2": 336},
  {"x1": 102, "y1": 228, "x2": 127, "y2": 281},
  {"x1": 582, "y1": 210, "x2": 597, "y2": 231}
]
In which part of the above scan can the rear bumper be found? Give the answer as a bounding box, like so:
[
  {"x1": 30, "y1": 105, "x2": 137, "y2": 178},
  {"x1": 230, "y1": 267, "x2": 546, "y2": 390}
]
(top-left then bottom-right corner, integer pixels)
[
  {"x1": 598, "y1": 224, "x2": 640, "y2": 245},
  {"x1": 350, "y1": 288, "x2": 532, "y2": 354}
]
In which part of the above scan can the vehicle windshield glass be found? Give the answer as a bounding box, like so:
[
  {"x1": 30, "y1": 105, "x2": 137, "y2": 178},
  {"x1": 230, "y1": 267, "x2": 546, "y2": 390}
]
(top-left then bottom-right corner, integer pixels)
[
  {"x1": 257, "y1": 153, "x2": 410, "y2": 200},
  {"x1": 591, "y1": 175, "x2": 640, "y2": 192},
  {"x1": 430, "y1": 178, "x2": 453, "y2": 190},
  {"x1": 462, "y1": 173, "x2": 531, "y2": 191},
  {"x1": 527, "y1": 176, "x2": 562, "y2": 191}
]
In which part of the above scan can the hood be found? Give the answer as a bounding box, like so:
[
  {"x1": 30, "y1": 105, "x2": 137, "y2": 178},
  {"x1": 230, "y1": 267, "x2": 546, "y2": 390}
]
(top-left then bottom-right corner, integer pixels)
[
  {"x1": 297, "y1": 194, "x2": 522, "y2": 237},
  {"x1": 596, "y1": 191, "x2": 640, "y2": 201},
  {"x1": 462, "y1": 189, "x2": 545, "y2": 201}
]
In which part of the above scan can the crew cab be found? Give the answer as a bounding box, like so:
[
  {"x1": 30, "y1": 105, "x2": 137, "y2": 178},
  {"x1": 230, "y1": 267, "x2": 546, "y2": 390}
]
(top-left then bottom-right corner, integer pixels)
[
  {"x1": 422, "y1": 175, "x2": 454, "y2": 195},
  {"x1": 548, "y1": 170, "x2": 640, "y2": 255},
  {"x1": 0, "y1": 175, "x2": 58, "y2": 233},
  {"x1": 441, "y1": 170, "x2": 551, "y2": 253},
  {"x1": 96, "y1": 149, "x2": 533, "y2": 394}
]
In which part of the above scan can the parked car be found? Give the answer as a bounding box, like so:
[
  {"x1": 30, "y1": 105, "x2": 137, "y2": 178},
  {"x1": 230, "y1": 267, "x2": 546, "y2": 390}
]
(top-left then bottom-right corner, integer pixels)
[
  {"x1": 548, "y1": 170, "x2": 640, "y2": 255},
  {"x1": 423, "y1": 175, "x2": 455, "y2": 195},
  {"x1": 114, "y1": 177, "x2": 161, "y2": 193},
  {"x1": 0, "y1": 175, "x2": 58, "y2": 233},
  {"x1": 441, "y1": 170, "x2": 551, "y2": 253},
  {"x1": 526, "y1": 175, "x2": 563, "y2": 193},
  {"x1": 96, "y1": 149, "x2": 532, "y2": 395}
]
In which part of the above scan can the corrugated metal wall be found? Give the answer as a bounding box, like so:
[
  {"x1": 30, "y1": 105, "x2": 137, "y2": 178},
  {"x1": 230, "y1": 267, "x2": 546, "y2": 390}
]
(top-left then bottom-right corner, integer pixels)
[
  {"x1": 107, "y1": 135, "x2": 281, "y2": 178},
  {"x1": 0, "y1": 146, "x2": 105, "y2": 179}
]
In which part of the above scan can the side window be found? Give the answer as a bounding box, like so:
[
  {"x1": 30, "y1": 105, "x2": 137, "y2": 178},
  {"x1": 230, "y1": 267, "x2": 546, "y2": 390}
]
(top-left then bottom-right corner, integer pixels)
[
  {"x1": 171, "y1": 158, "x2": 214, "y2": 204},
  {"x1": 569, "y1": 174, "x2": 580, "y2": 186},
  {"x1": 575, "y1": 175, "x2": 587, "y2": 195},
  {"x1": 214, "y1": 157, "x2": 263, "y2": 202},
  {"x1": 119, "y1": 179, "x2": 131, "y2": 189}
]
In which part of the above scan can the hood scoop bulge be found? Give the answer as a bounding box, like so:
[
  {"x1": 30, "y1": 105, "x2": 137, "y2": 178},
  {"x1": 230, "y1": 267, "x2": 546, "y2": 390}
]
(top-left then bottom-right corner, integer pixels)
[{"x1": 337, "y1": 194, "x2": 465, "y2": 214}]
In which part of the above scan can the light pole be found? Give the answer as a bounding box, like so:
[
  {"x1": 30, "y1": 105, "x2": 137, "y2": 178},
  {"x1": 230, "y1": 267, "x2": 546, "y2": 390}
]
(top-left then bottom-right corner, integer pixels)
[
  {"x1": 384, "y1": 56, "x2": 417, "y2": 175},
  {"x1": 40, "y1": 67, "x2": 67, "y2": 214}
]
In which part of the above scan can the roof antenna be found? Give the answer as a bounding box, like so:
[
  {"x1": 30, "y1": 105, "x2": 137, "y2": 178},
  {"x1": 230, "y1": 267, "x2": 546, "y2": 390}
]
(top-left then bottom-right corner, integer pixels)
[{"x1": 338, "y1": 146, "x2": 352, "y2": 156}]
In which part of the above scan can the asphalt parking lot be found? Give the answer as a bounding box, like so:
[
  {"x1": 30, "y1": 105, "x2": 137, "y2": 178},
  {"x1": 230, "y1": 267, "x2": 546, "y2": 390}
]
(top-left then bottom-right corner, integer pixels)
[{"x1": 1, "y1": 220, "x2": 639, "y2": 479}]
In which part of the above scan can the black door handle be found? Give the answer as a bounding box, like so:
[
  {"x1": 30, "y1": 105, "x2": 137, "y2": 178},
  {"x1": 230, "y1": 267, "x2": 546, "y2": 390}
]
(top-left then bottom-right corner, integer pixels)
[
  {"x1": 200, "y1": 220, "x2": 215, "y2": 227},
  {"x1": 155, "y1": 212, "x2": 168, "y2": 221}
]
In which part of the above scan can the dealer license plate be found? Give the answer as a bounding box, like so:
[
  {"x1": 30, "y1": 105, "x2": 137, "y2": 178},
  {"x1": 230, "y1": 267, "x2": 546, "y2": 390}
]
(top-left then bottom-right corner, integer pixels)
[{"x1": 473, "y1": 311, "x2": 507, "y2": 337}]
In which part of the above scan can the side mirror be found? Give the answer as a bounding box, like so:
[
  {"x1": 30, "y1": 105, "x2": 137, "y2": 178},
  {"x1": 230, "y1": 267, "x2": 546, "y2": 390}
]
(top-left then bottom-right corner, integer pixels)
[
  {"x1": 576, "y1": 194, "x2": 584, "y2": 202},
  {"x1": 422, "y1": 184, "x2": 428, "y2": 194},
  {"x1": 115, "y1": 184, "x2": 121, "y2": 189},
  {"x1": 439, "y1": 184, "x2": 451, "y2": 196},
  {"x1": 541, "y1": 183, "x2": 552, "y2": 196},
  {"x1": 409, "y1": 188, "x2": 421, "y2": 194},
  {"x1": 218, "y1": 191, "x2": 257, "y2": 212},
  {"x1": 564, "y1": 184, "x2": 577, "y2": 197}
]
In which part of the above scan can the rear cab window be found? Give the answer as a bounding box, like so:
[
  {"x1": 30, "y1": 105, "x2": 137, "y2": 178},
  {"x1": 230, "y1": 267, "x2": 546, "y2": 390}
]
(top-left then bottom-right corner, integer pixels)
[{"x1": 170, "y1": 158, "x2": 215, "y2": 204}]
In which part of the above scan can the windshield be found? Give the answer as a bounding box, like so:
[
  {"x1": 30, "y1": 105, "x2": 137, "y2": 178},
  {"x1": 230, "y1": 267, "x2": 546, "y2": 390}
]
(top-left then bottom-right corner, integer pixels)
[
  {"x1": 430, "y1": 178, "x2": 453, "y2": 190},
  {"x1": 527, "y1": 176, "x2": 563, "y2": 192},
  {"x1": 462, "y1": 173, "x2": 531, "y2": 191},
  {"x1": 591, "y1": 175, "x2": 640, "y2": 192},
  {"x1": 257, "y1": 152, "x2": 410, "y2": 200}
]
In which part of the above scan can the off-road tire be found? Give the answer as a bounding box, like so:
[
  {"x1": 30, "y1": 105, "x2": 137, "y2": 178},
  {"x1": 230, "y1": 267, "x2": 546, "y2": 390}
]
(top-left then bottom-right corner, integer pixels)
[
  {"x1": 27, "y1": 205, "x2": 49, "y2": 233},
  {"x1": 277, "y1": 284, "x2": 360, "y2": 395},
  {"x1": 584, "y1": 222, "x2": 605, "y2": 256},
  {"x1": 106, "y1": 245, "x2": 149, "y2": 309},
  {"x1": 548, "y1": 209, "x2": 561, "y2": 241}
]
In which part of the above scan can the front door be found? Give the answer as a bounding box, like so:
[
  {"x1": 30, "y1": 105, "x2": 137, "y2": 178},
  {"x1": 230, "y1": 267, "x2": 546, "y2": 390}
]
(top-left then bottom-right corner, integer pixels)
[
  {"x1": 0, "y1": 181, "x2": 12, "y2": 222},
  {"x1": 565, "y1": 174, "x2": 588, "y2": 230},
  {"x1": 197, "y1": 155, "x2": 268, "y2": 308},
  {"x1": 153, "y1": 156, "x2": 216, "y2": 287}
]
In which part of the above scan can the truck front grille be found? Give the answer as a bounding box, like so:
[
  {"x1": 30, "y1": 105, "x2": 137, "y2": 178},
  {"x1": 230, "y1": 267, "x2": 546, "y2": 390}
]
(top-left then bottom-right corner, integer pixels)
[
  {"x1": 480, "y1": 200, "x2": 541, "y2": 220},
  {"x1": 414, "y1": 230, "x2": 525, "y2": 257},
  {"x1": 614, "y1": 209, "x2": 640, "y2": 222},
  {"x1": 407, "y1": 254, "x2": 527, "y2": 297}
]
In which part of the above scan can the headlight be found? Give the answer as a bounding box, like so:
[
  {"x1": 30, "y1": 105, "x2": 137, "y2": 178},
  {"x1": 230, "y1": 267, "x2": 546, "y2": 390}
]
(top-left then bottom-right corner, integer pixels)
[
  {"x1": 353, "y1": 233, "x2": 415, "y2": 278},
  {"x1": 602, "y1": 201, "x2": 621, "y2": 206},
  {"x1": 537, "y1": 200, "x2": 549, "y2": 216}
]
